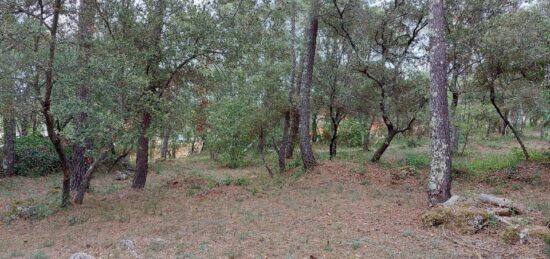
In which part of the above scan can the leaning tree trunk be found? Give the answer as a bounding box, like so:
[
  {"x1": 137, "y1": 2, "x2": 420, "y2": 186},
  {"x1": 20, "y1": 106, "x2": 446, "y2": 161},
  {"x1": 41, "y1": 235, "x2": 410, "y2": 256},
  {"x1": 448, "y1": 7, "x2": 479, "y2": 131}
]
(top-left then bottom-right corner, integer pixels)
[
  {"x1": 427, "y1": 0, "x2": 452, "y2": 206},
  {"x1": 2, "y1": 109, "x2": 16, "y2": 177},
  {"x1": 72, "y1": 0, "x2": 95, "y2": 191},
  {"x1": 371, "y1": 129, "x2": 397, "y2": 163},
  {"x1": 298, "y1": 0, "x2": 319, "y2": 169},
  {"x1": 133, "y1": 111, "x2": 152, "y2": 189},
  {"x1": 489, "y1": 85, "x2": 529, "y2": 160}
]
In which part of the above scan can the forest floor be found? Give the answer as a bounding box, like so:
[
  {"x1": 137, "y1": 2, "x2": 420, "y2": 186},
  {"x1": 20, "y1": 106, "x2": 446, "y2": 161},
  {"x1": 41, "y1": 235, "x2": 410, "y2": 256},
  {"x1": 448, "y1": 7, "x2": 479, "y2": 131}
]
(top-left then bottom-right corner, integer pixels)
[{"x1": 0, "y1": 135, "x2": 549, "y2": 258}]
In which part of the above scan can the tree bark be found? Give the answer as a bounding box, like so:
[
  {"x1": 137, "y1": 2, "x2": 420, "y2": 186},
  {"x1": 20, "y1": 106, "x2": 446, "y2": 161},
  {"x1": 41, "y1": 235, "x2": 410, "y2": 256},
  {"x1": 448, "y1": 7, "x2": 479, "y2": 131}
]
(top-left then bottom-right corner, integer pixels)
[
  {"x1": 329, "y1": 119, "x2": 340, "y2": 160},
  {"x1": 489, "y1": 85, "x2": 529, "y2": 160},
  {"x1": 133, "y1": 111, "x2": 152, "y2": 189},
  {"x1": 279, "y1": 0, "x2": 298, "y2": 172},
  {"x1": 72, "y1": 0, "x2": 95, "y2": 191},
  {"x1": 298, "y1": 0, "x2": 319, "y2": 169},
  {"x1": 427, "y1": 0, "x2": 452, "y2": 206},
  {"x1": 132, "y1": 0, "x2": 166, "y2": 189},
  {"x1": 371, "y1": 129, "x2": 397, "y2": 163},
  {"x1": 40, "y1": 0, "x2": 72, "y2": 207}
]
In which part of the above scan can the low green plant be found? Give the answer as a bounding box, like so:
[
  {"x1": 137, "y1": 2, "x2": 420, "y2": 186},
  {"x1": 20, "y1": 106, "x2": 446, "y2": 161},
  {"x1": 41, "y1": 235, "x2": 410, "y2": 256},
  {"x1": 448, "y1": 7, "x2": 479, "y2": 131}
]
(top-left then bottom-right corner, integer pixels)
[
  {"x1": 31, "y1": 251, "x2": 48, "y2": 259},
  {"x1": 14, "y1": 134, "x2": 72, "y2": 177},
  {"x1": 405, "y1": 153, "x2": 430, "y2": 168}
]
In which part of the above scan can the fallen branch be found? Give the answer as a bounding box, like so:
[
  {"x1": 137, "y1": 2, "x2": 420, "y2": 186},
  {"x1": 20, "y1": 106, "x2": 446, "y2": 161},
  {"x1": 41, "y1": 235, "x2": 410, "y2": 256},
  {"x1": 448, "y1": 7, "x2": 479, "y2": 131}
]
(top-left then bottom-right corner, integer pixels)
[{"x1": 479, "y1": 194, "x2": 528, "y2": 214}]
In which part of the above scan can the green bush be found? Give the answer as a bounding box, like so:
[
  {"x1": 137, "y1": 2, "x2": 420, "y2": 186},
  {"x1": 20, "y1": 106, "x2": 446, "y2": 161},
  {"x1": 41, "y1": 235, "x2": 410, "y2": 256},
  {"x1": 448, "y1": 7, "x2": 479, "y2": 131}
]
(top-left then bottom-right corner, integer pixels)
[
  {"x1": 405, "y1": 153, "x2": 430, "y2": 168},
  {"x1": 14, "y1": 134, "x2": 70, "y2": 177}
]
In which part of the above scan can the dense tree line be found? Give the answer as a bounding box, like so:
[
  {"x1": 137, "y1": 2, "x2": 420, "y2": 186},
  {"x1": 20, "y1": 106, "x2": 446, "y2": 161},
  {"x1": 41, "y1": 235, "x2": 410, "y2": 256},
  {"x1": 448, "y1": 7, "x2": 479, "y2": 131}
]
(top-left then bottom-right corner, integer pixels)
[{"x1": 0, "y1": 0, "x2": 548, "y2": 206}]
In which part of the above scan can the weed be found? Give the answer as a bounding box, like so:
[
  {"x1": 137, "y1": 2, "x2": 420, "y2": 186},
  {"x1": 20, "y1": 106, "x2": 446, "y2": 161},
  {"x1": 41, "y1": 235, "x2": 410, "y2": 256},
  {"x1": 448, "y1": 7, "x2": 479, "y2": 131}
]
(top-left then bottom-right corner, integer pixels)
[
  {"x1": 351, "y1": 239, "x2": 362, "y2": 250},
  {"x1": 31, "y1": 251, "x2": 48, "y2": 259},
  {"x1": 360, "y1": 179, "x2": 369, "y2": 185},
  {"x1": 42, "y1": 240, "x2": 54, "y2": 248}
]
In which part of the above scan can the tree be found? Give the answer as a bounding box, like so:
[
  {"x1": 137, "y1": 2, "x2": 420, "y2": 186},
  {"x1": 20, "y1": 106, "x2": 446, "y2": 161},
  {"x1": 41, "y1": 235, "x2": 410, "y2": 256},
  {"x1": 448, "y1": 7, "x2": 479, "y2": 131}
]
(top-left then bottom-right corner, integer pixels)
[
  {"x1": 298, "y1": 0, "x2": 320, "y2": 169},
  {"x1": 427, "y1": 0, "x2": 452, "y2": 206},
  {"x1": 72, "y1": 0, "x2": 96, "y2": 191}
]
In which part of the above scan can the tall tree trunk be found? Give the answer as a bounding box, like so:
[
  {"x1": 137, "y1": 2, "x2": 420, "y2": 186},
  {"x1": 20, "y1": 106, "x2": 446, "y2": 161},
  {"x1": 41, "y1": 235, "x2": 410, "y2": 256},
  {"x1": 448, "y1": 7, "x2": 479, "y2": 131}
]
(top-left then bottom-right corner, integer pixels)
[
  {"x1": 132, "y1": 0, "x2": 166, "y2": 189},
  {"x1": 133, "y1": 111, "x2": 152, "y2": 189},
  {"x1": 298, "y1": 0, "x2": 319, "y2": 169},
  {"x1": 489, "y1": 85, "x2": 529, "y2": 160},
  {"x1": 427, "y1": 0, "x2": 452, "y2": 206},
  {"x1": 287, "y1": 53, "x2": 306, "y2": 159},
  {"x1": 362, "y1": 116, "x2": 375, "y2": 151},
  {"x1": 160, "y1": 126, "x2": 171, "y2": 160},
  {"x1": 40, "y1": 0, "x2": 72, "y2": 207},
  {"x1": 72, "y1": 0, "x2": 95, "y2": 191},
  {"x1": 2, "y1": 106, "x2": 16, "y2": 177},
  {"x1": 279, "y1": 0, "x2": 298, "y2": 172}
]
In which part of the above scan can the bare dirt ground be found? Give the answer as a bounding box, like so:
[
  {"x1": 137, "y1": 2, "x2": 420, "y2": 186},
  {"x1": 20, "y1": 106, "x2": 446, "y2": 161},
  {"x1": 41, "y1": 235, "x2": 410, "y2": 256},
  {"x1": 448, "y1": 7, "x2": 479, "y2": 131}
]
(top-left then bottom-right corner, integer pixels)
[{"x1": 1, "y1": 153, "x2": 549, "y2": 258}]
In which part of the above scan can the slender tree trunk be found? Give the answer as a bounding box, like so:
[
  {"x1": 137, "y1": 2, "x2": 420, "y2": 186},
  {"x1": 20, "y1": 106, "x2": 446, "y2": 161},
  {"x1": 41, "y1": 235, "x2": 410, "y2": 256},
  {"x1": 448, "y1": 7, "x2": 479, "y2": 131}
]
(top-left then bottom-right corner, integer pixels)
[
  {"x1": 72, "y1": 0, "x2": 95, "y2": 191},
  {"x1": 427, "y1": 0, "x2": 452, "y2": 206},
  {"x1": 298, "y1": 0, "x2": 319, "y2": 169},
  {"x1": 75, "y1": 149, "x2": 109, "y2": 204},
  {"x1": 132, "y1": 0, "x2": 166, "y2": 189},
  {"x1": 489, "y1": 85, "x2": 529, "y2": 160},
  {"x1": 133, "y1": 111, "x2": 152, "y2": 189},
  {"x1": 371, "y1": 129, "x2": 397, "y2": 163},
  {"x1": 258, "y1": 126, "x2": 265, "y2": 154},
  {"x1": 329, "y1": 120, "x2": 339, "y2": 160},
  {"x1": 287, "y1": 53, "x2": 306, "y2": 159},
  {"x1": 2, "y1": 111, "x2": 16, "y2": 177},
  {"x1": 450, "y1": 92, "x2": 460, "y2": 153},
  {"x1": 160, "y1": 126, "x2": 171, "y2": 160},
  {"x1": 279, "y1": 0, "x2": 298, "y2": 172},
  {"x1": 40, "y1": 0, "x2": 71, "y2": 207}
]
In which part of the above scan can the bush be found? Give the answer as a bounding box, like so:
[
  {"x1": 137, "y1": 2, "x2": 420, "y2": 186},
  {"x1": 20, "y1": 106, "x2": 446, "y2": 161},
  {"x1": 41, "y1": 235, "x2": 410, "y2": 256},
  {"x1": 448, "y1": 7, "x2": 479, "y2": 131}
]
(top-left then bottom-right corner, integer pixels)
[{"x1": 14, "y1": 134, "x2": 70, "y2": 177}]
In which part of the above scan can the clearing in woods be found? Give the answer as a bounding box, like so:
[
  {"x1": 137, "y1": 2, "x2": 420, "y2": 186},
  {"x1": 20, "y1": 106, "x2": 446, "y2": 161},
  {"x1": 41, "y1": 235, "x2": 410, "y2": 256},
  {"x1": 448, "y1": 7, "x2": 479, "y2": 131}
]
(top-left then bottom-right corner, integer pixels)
[{"x1": 0, "y1": 136, "x2": 549, "y2": 258}]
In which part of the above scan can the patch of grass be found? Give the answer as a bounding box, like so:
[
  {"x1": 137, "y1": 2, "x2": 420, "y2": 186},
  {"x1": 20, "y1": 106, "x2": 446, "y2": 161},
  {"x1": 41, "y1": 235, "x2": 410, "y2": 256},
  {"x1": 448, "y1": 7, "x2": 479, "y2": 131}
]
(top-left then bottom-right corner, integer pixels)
[
  {"x1": 405, "y1": 153, "x2": 430, "y2": 168},
  {"x1": 360, "y1": 179, "x2": 369, "y2": 185},
  {"x1": 351, "y1": 239, "x2": 362, "y2": 250},
  {"x1": 8, "y1": 250, "x2": 24, "y2": 258},
  {"x1": 453, "y1": 151, "x2": 523, "y2": 176},
  {"x1": 30, "y1": 251, "x2": 48, "y2": 259}
]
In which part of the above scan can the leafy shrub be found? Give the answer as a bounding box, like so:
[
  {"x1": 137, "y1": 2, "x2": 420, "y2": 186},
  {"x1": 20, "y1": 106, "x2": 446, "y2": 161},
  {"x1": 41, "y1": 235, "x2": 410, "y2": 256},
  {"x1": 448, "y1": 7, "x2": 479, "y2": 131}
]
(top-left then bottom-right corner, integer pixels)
[
  {"x1": 405, "y1": 153, "x2": 430, "y2": 168},
  {"x1": 14, "y1": 134, "x2": 71, "y2": 177}
]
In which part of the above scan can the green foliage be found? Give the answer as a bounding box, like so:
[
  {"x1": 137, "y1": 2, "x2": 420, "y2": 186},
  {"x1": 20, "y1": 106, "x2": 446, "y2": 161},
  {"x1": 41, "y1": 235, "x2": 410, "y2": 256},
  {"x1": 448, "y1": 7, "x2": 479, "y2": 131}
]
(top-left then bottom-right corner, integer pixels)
[
  {"x1": 453, "y1": 151, "x2": 523, "y2": 176},
  {"x1": 30, "y1": 251, "x2": 48, "y2": 259},
  {"x1": 405, "y1": 153, "x2": 430, "y2": 168},
  {"x1": 338, "y1": 119, "x2": 364, "y2": 147},
  {"x1": 14, "y1": 134, "x2": 71, "y2": 177}
]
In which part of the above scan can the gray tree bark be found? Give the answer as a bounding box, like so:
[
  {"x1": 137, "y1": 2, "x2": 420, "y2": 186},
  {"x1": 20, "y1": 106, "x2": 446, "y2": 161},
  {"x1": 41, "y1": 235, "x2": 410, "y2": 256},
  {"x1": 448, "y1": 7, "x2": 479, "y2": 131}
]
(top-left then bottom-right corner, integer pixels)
[
  {"x1": 298, "y1": 0, "x2": 319, "y2": 169},
  {"x1": 427, "y1": 0, "x2": 452, "y2": 206}
]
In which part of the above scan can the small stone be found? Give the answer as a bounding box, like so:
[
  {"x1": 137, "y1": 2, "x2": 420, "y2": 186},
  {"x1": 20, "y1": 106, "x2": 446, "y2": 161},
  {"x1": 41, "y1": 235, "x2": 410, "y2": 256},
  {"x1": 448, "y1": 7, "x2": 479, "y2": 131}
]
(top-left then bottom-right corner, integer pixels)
[
  {"x1": 69, "y1": 252, "x2": 95, "y2": 259},
  {"x1": 115, "y1": 171, "x2": 129, "y2": 181},
  {"x1": 519, "y1": 228, "x2": 529, "y2": 244},
  {"x1": 119, "y1": 239, "x2": 135, "y2": 250}
]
